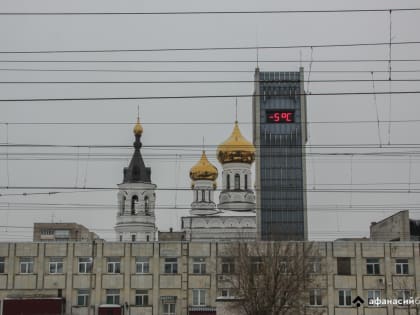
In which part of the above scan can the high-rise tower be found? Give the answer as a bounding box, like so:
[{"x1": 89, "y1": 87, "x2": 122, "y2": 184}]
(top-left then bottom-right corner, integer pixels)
[
  {"x1": 115, "y1": 117, "x2": 157, "y2": 242},
  {"x1": 253, "y1": 68, "x2": 308, "y2": 240}
]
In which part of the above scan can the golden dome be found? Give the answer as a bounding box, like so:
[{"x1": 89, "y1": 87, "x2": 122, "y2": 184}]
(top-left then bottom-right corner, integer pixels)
[
  {"x1": 190, "y1": 151, "x2": 218, "y2": 181},
  {"x1": 217, "y1": 121, "x2": 255, "y2": 164},
  {"x1": 133, "y1": 117, "x2": 143, "y2": 136}
]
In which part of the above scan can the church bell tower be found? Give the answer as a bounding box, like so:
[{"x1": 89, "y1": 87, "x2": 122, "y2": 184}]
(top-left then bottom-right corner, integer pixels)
[{"x1": 115, "y1": 116, "x2": 156, "y2": 242}]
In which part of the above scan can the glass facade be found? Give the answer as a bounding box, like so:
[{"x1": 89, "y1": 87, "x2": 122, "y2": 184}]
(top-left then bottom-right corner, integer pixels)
[{"x1": 253, "y1": 69, "x2": 307, "y2": 240}]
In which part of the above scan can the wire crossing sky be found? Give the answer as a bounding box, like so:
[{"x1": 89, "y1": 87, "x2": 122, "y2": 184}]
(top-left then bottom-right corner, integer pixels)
[{"x1": 0, "y1": 0, "x2": 420, "y2": 241}]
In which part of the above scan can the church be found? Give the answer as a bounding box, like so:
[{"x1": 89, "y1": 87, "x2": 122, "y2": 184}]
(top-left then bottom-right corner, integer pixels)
[{"x1": 114, "y1": 116, "x2": 257, "y2": 241}]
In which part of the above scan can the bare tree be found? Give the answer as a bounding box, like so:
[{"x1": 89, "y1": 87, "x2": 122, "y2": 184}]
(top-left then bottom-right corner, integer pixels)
[{"x1": 225, "y1": 241, "x2": 320, "y2": 315}]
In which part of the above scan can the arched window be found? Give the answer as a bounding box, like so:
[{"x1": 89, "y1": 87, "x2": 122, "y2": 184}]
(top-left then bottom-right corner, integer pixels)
[
  {"x1": 201, "y1": 190, "x2": 205, "y2": 201},
  {"x1": 131, "y1": 195, "x2": 139, "y2": 215},
  {"x1": 226, "y1": 174, "x2": 230, "y2": 190},
  {"x1": 245, "y1": 174, "x2": 248, "y2": 190},
  {"x1": 234, "y1": 174, "x2": 240, "y2": 190},
  {"x1": 144, "y1": 196, "x2": 150, "y2": 215},
  {"x1": 146, "y1": 235, "x2": 150, "y2": 242},
  {"x1": 196, "y1": 190, "x2": 199, "y2": 202},
  {"x1": 122, "y1": 195, "x2": 126, "y2": 213}
]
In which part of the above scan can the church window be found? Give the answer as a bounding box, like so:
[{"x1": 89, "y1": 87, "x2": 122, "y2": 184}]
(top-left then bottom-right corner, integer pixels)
[
  {"x1": 226, "y1": 174, "x2": 230, "y2": 190},
  {"x1": 122, "y1": 195, "x2": 126, "y2": 213},
  {"x1": 234, "y1": 174, "x2": 240, "y2": 190},
  {"x1": 131, "y1": 195, "x2": 139, "y2": 215},
  {"x1": 144, "y1": 196, "x2": 150, "y2": 215}
]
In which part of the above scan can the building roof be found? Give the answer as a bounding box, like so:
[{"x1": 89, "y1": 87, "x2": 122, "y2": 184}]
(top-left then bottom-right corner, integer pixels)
[{"x1": 122, "y1": 117, "x2": 151, "y2": 183}]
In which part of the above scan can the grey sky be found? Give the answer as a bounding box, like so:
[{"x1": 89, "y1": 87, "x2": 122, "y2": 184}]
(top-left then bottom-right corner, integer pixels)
[{"x1": 0, "y1": 0, "x2": 420, "y2": 241}]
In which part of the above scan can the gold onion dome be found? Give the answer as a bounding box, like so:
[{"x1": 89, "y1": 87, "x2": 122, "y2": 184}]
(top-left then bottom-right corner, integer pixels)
[
  {"x1": 190, "y1": 151, "x2": 218, "y2": 181},
  {"x1": 133, "y1": 117, "x2": 143, "y2": 136},
  {"x1": 217, "y1": 121, "x2": 255, "y2": 164}
]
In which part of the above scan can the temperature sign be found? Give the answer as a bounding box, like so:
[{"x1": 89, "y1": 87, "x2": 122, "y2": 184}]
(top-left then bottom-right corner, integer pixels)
[{"x1": 266, "y1": 110, "x2": 295, "y2": 123}]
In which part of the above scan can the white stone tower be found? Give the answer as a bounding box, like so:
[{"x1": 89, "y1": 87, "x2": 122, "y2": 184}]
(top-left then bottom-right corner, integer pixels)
[
  {"x1": 115, "y1": 116, "x2": 156, "y2": 242},
  {"x1": 216, "y1": 121, "x2": 256, "y2": 211},
  {"x1": 189, "y1": 150, "x2": 219, "y2": 216}
]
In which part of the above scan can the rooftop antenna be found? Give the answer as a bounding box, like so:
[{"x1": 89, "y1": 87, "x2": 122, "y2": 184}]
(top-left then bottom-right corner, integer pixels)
[
  {"x1": 137, "y1": 105, "x2": 140, "y2": 120},
  {"x1": 256, "y1": 27, "x2": 259, "y2": 69},
  {"x1": 202, "y1": 136, "x2": 205, "y2": 152},
  {"x1": 235, "y1": 98, "x2": 238, "y2": 122}
]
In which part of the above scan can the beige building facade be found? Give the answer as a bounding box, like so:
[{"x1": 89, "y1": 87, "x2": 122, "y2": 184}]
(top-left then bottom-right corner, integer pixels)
[{"x1": 0, "y1": 240, "x2": 419, "y2": 315}]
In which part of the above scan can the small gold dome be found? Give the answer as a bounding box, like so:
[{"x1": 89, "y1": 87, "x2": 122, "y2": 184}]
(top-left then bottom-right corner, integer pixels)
[
  {"x1": 133, "y1": 117, "x2": 143, "y2": 136},
  {"x1": 217, "y1": 121, "x2": 255, "y2": 164},
  {"x1": 190, "y1": 151, "x2": 218, "y2": 181}
]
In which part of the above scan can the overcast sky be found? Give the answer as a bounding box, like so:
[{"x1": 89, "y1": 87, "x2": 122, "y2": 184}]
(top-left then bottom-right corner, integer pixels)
[{"x1": 0, "y1": 0, "x2": 420, "y2": 241}]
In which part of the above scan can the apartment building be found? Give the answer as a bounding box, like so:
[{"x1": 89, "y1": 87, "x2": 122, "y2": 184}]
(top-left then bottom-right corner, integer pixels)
[{"x1": 0, "y1": 241, "x2": 419, "y2": 315}]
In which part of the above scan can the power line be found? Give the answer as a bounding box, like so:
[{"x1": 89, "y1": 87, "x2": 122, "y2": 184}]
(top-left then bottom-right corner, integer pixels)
[
  {"x1": 0, "y1": 8, "x2": 419, "y2": 15},
  {"x1": 0, "y1": 78, "x2": 420, "y2": 84},
  {"x1": 1, "y1": 119, "x2": 420, "y2": 125},
  {"x1": 0, "y1": 41, "x2": 419, "y2": 54},
  {"x1": 1, "y1": 185, "x2": 420, "y2": 194},
  {"x1": 0, "y1": 58, "x2": 419, "y2": 63},
  {"x1": 0, "y1": 90, "x2": 419, "y2": 102},
  {"x1": 1, "y1": 68, "x2": 420, "y2": 74}
]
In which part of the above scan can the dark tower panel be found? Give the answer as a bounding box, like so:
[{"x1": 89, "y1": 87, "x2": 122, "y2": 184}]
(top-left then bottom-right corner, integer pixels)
[{"x1": 253, "y1": 68, "x2": 308, "y2": 240}]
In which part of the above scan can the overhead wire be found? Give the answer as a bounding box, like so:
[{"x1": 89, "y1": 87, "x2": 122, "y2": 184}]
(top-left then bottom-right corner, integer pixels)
[{"x1": 0, "y1": 8, "x2": 419, "y2": 15}]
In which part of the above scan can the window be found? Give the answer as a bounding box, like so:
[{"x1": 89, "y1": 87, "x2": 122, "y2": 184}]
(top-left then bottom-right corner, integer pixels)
[
  {"x1": 164, "y1": 258, "x2": 178, "y2": 274},
  {"x1": 367, "y1": 290, "x2": 381, "y2": 305},
  {"x1": 397, "y1": 290, "x2": 411, "y2": 300},
  {"x1": 366, "y1": 258, "x2": 380, "y2": 275},
  {"x1": 131, "y1": 195, "x2": 139, "y2": 215},
  {"x1": 221, "y1": 258, "x2": 234, "y2": 274},
  {"x1": 192, "y1": 289, "x2": 206, "y2": 306},
  {"x1": 244, "y1": 174, "x2": 248, "y2": 190},
  {"x1": 107, "y1": 257, "x2": 121, "y2": 273},
  {"x1": 226, "y1": 174, "x2": 230, "y2": 190},
  {"x1": 192, "y1": 258, "x2": 206, "y2": 274},
  {"x1": 337, "y1": 257, "x2": 351, "y2": 275},
  {"x1": 309, "y1": 258, "x2": 321, "y2": 273},
  {"x1": 131, "y1": 234, "x2": 136, "y2": 242},
  {"x1": 49, "y1": 257, "x2": 63, "y2": 274},
  {"x1": 251, "y1": 257, "x2": 263, "y2": 274},
  {"x1": 163, "y1": 303, "x2": 176, "y2": 315},
  {"x1": 77, "y1": 289, "x2": 89, "y2": 306},
  {"x1": 201, "y1": 190, "x2": 205, "y2": 201},
  {"x1": 106, "y1": 289, "x2": 120, "y2": 304},
  {"x1": 20, "y1": 257, "x2": 34, "y2": 273},
  {"x1": 309, "y1": 289, "x2": 322, "y2": 306},
  {"x1": 54, "y1": 230, "x2": 70, "y2": 240},
  {"x1": 135, "y1": 290, "x2": 149, "y2": 306},
  {"x1": 78, "y1": 257, "x2": 92, "y2": 273},
  {"x1": 395, "y1": 259, "x2": 409, "y2": 275},
  {"x1": 279, "y1": 258, "x2": 288, "y2": 273},
  {"x1": 338, "y1": 289, "x2": 352, "y2": 306},
  {"x1": 0, "y1": 257, "x2": 5, "y2": 273},
  {"x1": 144, "y1": 196, "x2": 150, "y2": 215},
  {"x1": 136, "y1": 257, "x2": 150, "y2": 273},
  {"x1": 221, "y1": 289, "x2": 231, "y2": 297},
  {"x1": 119, "y1": 234, "x2": 123, "y2": 242},
  {"x1": 234, "y1": 174, "x2": 240, "y2": 190}
]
